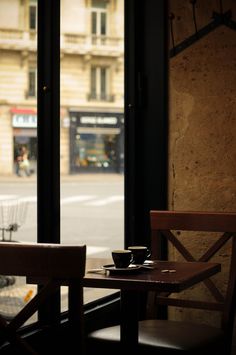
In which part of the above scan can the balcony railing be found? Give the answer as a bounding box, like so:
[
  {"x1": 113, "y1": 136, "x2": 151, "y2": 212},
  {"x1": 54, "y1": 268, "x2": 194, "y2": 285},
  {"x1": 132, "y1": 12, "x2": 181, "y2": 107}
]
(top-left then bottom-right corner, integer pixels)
[
  {"x1": 0, "y1": 28, "x2": 36, "y2": 51},
  {"x1": 0, "y1": 28, "x2": 123, "y2": 56},
  {"x1": 62, "y1": 33, "x2": 123, "y2": 55},
  {"x1": 87, "y1": 93, "x2": 115, "y2": 102}
]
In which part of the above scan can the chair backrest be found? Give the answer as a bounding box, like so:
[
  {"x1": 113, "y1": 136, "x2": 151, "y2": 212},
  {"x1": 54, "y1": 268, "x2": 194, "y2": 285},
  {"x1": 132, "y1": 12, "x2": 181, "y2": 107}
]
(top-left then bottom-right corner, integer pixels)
[
  {"x1": 0, "y1": 242, "x2": 86, "y2": 354},
  {"x1": 150, "y1": 210, "x2": 236, "y2": 338}
]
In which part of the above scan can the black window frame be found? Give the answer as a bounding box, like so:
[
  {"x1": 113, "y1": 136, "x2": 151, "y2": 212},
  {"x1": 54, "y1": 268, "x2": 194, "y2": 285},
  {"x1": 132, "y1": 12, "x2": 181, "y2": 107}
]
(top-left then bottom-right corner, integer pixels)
[
  {"x1": 36, "y1": 0, "x2": 168, "y2": 326},
  {"x1": 124, "y1": 0, "x2": 169, "y2": 249},
  {"x1": 37, "y1": 0, "x2": 61, "y2": 324}
]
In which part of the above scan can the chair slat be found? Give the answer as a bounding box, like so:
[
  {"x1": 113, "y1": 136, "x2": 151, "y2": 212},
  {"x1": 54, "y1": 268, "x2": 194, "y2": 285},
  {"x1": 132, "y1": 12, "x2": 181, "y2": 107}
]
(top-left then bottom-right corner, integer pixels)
[
  {"x1": 8, "y1": 280, "x2": 60, "y2": 331},
  {"x1": 151, "y1": 210, "x2": 236, "y2": 232},
  {"x1": 0, "y1": 242, "x2": 86, "y2": 278},
  {"x1": 155, "y1": 296, "x2": 224, "y2": 311},
  {"x1": 199, "y1": 232, "x2": 233, "y2": 262},
  {"x1": 162, "y1": 230, "x2": 195, "y2": 261}
]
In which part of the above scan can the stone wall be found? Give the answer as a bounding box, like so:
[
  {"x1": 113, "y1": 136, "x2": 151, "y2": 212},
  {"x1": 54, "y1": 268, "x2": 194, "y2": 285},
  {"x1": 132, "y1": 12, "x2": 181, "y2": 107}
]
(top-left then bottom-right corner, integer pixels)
[{"x1": 168, "y1": 0, "x2": 236, "y2": 326}]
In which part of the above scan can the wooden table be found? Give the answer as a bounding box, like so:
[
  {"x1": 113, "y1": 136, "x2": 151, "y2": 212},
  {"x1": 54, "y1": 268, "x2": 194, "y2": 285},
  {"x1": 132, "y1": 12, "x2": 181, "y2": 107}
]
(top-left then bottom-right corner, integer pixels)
[
  {"x1": 84, "y1": 258, "x2": 221, "y2": 349},
  {"x1": 27, "y1": 258, "x2": 221, "y2": 350}
]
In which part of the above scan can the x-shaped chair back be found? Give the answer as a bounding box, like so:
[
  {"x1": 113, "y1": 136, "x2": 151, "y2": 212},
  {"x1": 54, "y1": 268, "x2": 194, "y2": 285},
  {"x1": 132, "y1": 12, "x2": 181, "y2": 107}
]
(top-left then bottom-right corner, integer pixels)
[
  {"x1": 0, "y1": 242, "x2": 86, "y2": 354},
  {"x1": 150, "y1": 210, "x2": 236, "y2": 337}
]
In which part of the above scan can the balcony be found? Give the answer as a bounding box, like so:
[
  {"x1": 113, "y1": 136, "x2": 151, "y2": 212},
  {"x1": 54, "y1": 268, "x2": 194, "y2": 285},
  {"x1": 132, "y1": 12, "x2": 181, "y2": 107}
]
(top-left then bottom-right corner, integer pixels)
[
  {"x1": 0, "y1": 28, "x2": 36, "y2": 51},
  {"x1": 87, "y1": 93, "x2": 115, "y2": 102},
  {"x1": 62, "y1": 33, "x2": 124, "y2": 57},
  {"x1": 0, "y1": 29, "x2": 123, "y2": 57}
]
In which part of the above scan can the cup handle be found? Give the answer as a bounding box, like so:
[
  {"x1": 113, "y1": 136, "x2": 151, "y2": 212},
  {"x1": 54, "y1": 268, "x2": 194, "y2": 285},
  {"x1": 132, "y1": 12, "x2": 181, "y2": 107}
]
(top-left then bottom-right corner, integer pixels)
[{"x1": 146, "y1": 248, "x2": 151, "y2": 259}]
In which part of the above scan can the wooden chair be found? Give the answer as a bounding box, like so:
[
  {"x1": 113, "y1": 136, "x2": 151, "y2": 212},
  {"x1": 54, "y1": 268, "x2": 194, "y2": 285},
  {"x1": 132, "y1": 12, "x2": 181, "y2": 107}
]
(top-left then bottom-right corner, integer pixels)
[
  {"x1": 0, "y1": 242, "x2": 86, "y2": 354},
  {"x1": 87, "y1": 210, "x2": 236, "y2": 355}
]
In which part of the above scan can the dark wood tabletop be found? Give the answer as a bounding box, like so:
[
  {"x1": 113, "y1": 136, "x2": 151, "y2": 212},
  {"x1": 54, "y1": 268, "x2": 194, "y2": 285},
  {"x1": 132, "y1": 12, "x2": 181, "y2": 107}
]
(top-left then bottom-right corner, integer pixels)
[{"x1": 84, "y1": 258, "x2": 221, "y2": 292}]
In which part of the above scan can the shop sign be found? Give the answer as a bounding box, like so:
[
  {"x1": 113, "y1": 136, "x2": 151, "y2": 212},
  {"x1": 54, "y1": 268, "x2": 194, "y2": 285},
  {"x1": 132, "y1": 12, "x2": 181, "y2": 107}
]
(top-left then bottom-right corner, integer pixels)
[
  {"x1": 12, "y1": 114, "x2": 37, "y2": 128},
  {"x1": 80, "y1": 116, "x2": 118, "y2": 125},
  {"x1": 70, "y1": 111, "x2": 124, "y2": 130}
]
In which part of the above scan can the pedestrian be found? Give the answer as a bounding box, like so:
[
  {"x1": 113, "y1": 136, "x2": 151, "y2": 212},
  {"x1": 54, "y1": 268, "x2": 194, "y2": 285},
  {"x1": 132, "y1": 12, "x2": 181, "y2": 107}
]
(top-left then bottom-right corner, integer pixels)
[
  {"x1": 16, "y1": 147, "x2": 23, "y2": 176},
  {"x1": 16, "y1": 146, "x2": 31, "y2": 177}
]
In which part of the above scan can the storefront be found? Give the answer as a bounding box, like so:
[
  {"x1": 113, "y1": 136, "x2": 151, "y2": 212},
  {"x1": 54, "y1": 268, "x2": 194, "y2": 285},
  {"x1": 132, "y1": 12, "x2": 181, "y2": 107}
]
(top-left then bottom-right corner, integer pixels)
[
  {"x1": 69, "y1": 111, "x2": 124, "y2": 173},
  {"x1": 11, "y1": 108, "x2": 37, "y2": 174}
]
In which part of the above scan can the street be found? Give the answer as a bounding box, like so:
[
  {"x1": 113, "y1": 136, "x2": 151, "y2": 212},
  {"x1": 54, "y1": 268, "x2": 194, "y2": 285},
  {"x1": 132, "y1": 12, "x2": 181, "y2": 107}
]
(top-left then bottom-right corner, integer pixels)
[
  {"x1": 0, "y1": 174, "x2": 124, "y2": 259},
  {"x1": 0, "y1": 174, "x2": 124, "y2": 318}
]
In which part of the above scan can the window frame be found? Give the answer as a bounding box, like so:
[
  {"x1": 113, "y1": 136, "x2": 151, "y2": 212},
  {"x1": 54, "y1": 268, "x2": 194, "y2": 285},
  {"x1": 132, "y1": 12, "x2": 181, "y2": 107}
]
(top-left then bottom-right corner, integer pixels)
[
  {"x1": 89, "y1": 65, "x2": 110, "y2": 101},
  {"x1": 91, "y1": 1, "x2": 108, "y2": 36},
  {"x1": 36, "y1": 0, "x2": 168, "y2": 327},
  {"x1": 37, "y1": 0, "x2": 61, "y2": 324},
  {"x1": 124, "y1": 0, "x2": 169, "y2": 248}
]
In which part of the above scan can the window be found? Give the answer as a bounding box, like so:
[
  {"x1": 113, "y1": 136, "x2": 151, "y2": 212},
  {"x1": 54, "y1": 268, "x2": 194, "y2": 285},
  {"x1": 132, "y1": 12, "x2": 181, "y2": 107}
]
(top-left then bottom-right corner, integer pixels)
[
  {"x1": 29, "y1": 1, "x2": 37, "y2": 30},
  {"x1": 0, "y1": 0, "x2": 38, "y2": 325},
  {"x1": 91, "y1": 0, "x2": 107, "y2": 44},
  {"x1": 28, "y1": 68, "x2": 37, "y2": 97},
  {"x1": 0, "y1": 0, "x2": 168, "y2": 334},
  {"x1": 89, "y1": 66, "x2": 113, "y2": 101},
  {"x1": 60, "y1": 0, "x2": 124, "y2": 309}
]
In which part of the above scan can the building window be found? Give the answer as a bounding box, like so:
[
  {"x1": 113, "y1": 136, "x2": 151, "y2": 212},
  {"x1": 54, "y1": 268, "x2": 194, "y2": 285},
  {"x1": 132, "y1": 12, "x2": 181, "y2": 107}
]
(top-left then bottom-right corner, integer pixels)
[
  {"x1": 28, "y1": 68, "x2": 37, "y2": 97},
  {"x1": 29, "y1": 1, "x2": 37, "y2": 30},
  {"x1": 89, "y1": 66, "x2": 113, "y2": 101},
  {"x1": 91, "y1": 0, "x2": 107, "y2": 44}
]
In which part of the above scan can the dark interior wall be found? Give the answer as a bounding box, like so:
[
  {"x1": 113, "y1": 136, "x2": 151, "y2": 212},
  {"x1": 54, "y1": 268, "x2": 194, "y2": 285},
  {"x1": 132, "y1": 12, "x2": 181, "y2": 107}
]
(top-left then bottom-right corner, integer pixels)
[
  {"x1": 169, "y1": 0, "x2": 236, "y2": 212},
  {"x1": 168, "y1": 0, "x2": 236, "y2": 325}
]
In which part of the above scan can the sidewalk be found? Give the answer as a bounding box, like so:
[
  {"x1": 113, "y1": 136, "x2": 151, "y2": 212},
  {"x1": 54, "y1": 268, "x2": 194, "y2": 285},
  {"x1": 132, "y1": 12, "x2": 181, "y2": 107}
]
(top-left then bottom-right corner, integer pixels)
[{"x1": 0, "y1": 173, "x2": 124, "y2": 183}]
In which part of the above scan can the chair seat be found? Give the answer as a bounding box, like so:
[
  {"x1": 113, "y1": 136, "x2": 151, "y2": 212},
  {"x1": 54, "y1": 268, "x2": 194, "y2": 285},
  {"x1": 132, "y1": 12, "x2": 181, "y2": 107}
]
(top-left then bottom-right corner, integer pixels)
[{"x1": 88, "y1": 319, "x2": 224, "y2": 353}]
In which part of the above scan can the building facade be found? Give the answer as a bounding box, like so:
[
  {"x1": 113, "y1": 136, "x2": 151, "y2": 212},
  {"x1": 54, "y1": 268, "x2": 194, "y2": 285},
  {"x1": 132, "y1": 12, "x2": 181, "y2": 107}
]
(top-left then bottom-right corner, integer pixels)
[{"x1": 0, "y1": 0, "x2": 124, "y2": 175}]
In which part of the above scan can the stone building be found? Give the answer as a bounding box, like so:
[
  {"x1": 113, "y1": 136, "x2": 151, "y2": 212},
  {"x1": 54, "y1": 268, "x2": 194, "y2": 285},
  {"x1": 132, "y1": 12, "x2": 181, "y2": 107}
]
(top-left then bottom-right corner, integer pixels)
[{"x1": 0, "y1": 0, "x2": 124, "y2": 175}]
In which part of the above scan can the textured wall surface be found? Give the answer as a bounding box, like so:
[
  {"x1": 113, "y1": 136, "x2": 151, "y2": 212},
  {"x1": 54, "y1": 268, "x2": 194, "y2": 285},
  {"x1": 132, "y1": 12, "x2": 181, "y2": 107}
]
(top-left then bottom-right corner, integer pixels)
[{"x1": 168, "y1": 0, "x2": 236, "y2": 328}]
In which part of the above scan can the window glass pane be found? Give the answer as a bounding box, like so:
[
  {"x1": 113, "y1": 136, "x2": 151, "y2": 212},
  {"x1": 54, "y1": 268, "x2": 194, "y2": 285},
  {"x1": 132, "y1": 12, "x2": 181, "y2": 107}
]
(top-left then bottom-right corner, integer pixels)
[
  {"x1": 91, "y1": 12, "x2": 97, "y2": 34},
  {"x1": 29, "y1": 5, "x2": 37, "y2": 30},
  {"x1": 29, "y1": 69, "x2": 36, "y2": 97},
  {"x1": 0, "y1": 0, "x2": 38, "y2": 325},
  {"x1": 91, "y1": 67, "x2": 97, "y2": 97},
  {"x1": 100, "y1": 12, "x2": 106, "y2": 35},
  {"x1": 92, "y1": 0, "x2": 107, "y2": 9},
  {"x1": 60, "y1": 0, "x2": 124, "y2": 309},
  {"x1": 100, "y1": 67, "x2": 106, "y2": 97},
  {"x1": 76, "y1": 133, "x2": 117, "y2": 169}
]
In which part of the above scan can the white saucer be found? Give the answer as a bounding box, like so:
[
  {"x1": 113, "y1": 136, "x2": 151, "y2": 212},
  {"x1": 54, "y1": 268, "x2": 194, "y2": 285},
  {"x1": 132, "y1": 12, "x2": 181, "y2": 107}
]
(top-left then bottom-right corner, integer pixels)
[
  {"x1": 103, "y1": 264, "x2": 141, "y2": 274},
  {"x1": 143, "y1": 260, "x2": 155, "y2": 264}
]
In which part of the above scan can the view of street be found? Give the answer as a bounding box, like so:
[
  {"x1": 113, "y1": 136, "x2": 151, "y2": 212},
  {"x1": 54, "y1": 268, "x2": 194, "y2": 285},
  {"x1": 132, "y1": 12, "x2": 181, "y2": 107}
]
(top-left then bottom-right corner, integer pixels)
[
  {"x1": 0, "y1": 174, "x2": 124, "y2": 259},
  {"x1": 0, "y1": 0, "x2": 125, "y2": 325},
  {"x1": 0, "y1": 174, "x2": 124, "y2": 318}
]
